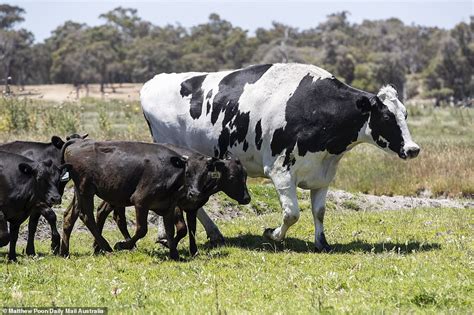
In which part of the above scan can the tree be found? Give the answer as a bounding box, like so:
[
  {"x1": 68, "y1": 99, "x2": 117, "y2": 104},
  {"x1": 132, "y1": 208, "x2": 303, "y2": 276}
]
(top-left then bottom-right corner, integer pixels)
[{"x1": 0, "y1": 4, "x2": 25, "y2": 29}]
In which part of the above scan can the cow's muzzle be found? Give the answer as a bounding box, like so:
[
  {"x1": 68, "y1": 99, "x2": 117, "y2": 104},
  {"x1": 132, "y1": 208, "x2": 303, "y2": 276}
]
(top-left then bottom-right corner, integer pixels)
[{"x1": 400, "y1": 143, "x2": 420, "y2": 160}]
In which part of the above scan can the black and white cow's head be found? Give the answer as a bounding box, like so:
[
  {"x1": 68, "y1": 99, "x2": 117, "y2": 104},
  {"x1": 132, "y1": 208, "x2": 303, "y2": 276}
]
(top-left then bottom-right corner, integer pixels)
[{"x1": 362, "y1": 85, "x2": 420, "y2": 159}]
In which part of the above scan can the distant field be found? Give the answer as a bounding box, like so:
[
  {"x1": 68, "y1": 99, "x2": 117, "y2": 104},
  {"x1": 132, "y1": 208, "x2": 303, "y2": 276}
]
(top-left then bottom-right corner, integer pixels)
[
  {"x1": 6, "y1": 83, "x2": 142, "y2": 102},
  {"x1": 0, "y1": 95, "x2": 472, "y2": 196}
]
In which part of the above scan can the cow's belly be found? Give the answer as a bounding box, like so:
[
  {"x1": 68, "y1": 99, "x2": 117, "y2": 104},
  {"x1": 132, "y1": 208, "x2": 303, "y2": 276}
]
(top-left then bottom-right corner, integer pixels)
[{"x1": 293, "y1": 151, "x2": 343, "y2": 190}]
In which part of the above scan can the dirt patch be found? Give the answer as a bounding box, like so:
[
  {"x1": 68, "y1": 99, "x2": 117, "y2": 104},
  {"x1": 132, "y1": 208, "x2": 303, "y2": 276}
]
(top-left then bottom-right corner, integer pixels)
[{"x1": 327, "y1": 189, "x2": 473, "y2": 212}]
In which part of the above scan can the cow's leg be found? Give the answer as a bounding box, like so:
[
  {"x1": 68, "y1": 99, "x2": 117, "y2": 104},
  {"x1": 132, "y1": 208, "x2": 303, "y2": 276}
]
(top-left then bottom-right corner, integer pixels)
[
  {"x1": 0, "y1": 212, "x2": 8, "y2": 247},
  {"x1": 263, "y1": 174, "x2": 300, "y2": 242},
  {"x1": 311, "y1": 187, "x2": 332, "y2": 252},
  {"x1": 26, "y1": 209, "x2": 41, "y2": 256},
  {"x1": 94, "y1": 201, "x2": 115, "y2": 254},
  {"x1": 60, "y1": 197, "x2": 80, "y2": 257},
  {"x1": 8, "y1": 222, "x2": 20, "y2": 261},
  {"x1": 163, "y1": 212, "x2": 179, "y2": 260},
  {"x1": 77, "y1": 194, "x2": 113, "y2": 253},
  {"x1": 157, "y1": 207, "x2": 224, "y2": 247},
  {"x1": 114, "y1": 207, "x2": 148, "y2": 251},
  {"x1": 196, "y1": 208, "x2": 225, "y2": 246}
]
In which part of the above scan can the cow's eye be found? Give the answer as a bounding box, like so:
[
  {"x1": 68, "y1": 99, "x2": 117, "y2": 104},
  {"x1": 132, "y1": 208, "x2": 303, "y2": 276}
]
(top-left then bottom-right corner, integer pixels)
[
  {"x1": 404, "y1": 112, "x2": 408, "y2": 120},
  {"x1": 383, "y1": 114, "x2": 390, "y2": 121}
]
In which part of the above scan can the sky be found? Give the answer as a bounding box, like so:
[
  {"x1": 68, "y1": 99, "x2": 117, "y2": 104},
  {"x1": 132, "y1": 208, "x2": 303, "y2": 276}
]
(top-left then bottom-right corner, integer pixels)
[{"x1": 6, "y1": 0, "x2": 473, "y2": 43}]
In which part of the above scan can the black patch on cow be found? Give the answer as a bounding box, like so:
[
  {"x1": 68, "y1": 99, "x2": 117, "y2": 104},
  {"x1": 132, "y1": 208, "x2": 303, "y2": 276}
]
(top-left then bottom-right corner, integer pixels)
[
  {"x1": 368, "y1": 97, "x2": 404, "y2": 154},
  {"x1": 243, "y1": 140, "x2": 249, "y2": 152},
  {"x1": 206, "y1": 90, "x2": 213, "y2": 115},
  {"x1": 255, "y1": 119, "x2": 263, "y2": 150},
  {"x1": 270, "y1": 75, "x2": 371, "y2": 169},
  {"x1": 213, "y1": 147, "x2": 219, "y2": 158},
  {"x1": 211, "y1": 64, "x2": 272, "y2": 158},
  {"x1": 218, "y1": 127, "x2": 230, "y2": 158},
  {"x1": 180, "y1": 74, "x2": 207, "y2": 119}
]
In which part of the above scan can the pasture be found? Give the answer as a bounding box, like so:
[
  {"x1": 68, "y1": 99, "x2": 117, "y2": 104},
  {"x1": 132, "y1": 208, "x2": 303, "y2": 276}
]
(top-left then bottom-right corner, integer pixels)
[{"x1": 0, "y1": 94, "x2": 473, "y2": 313}]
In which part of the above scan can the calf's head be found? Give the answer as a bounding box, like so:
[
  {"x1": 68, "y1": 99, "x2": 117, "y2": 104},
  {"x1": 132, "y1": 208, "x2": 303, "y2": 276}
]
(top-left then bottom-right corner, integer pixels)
[
  {"x1": 182, "y1": 155, "x2": 251, "y2": 207},
  {"x1": 360, "y1": 85, "x2": 420, "y2": 159},
  {"x1": 19, "y1": 159, "x2": 68, "y2": 207}
]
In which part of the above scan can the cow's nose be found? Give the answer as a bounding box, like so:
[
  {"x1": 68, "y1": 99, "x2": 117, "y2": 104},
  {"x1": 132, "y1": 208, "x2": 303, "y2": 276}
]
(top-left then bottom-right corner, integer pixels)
[
  {"x1": 240, "y1": 194, "x2": 251, "y2": 205},
  {"x1": 50, "y1": 195, "x2": 62, "y2": 205},
  {"x1": 407, "y1": 147, "x2": 420, "y2": 159}
]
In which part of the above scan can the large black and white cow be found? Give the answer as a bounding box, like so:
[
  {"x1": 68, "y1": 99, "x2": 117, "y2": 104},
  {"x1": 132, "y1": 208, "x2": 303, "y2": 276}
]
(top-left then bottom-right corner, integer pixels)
[{"x1": 141, "y1": 63, "x2": 420, "y2": 251}]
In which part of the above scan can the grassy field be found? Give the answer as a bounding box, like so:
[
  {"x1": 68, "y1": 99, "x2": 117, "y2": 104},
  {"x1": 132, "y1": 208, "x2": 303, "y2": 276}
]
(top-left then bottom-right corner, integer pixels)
[
  {"x1": 0, "y1": 95, "x2": 473, "y2": 313},
  {"x1": 0, "y1": 96, "x2": 472, "y2": 197},
  {"x1": 0, "y1": 205, "x2": 472, "y2": 313}
]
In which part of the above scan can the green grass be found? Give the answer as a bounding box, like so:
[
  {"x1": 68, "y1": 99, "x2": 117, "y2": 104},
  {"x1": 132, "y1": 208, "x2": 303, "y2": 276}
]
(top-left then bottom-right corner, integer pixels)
[{"x1": 1, "y1": 207, "x2": 472, "y2": 313}]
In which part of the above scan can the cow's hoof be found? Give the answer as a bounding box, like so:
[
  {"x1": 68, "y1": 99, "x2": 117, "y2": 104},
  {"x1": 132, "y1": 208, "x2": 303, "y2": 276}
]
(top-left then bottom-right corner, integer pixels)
[
  {"x1": 25, "y1": 247, "x2": 35, "y2": 256},
  {"x1": 263, "y1": 228, "x2": 277, "y2": 240},
  {"x1": 114, "y1": 241, "x2": 133, "y2": 251},
  {"x1": 208, "y1": 234, "x2": 225, "y2": 247},
  {"x1": 156, "y1": 238, "x2": 169, "y2": 248},
  {"x1": 315, "y1": 233, "x2": 332, "y2": 252}
]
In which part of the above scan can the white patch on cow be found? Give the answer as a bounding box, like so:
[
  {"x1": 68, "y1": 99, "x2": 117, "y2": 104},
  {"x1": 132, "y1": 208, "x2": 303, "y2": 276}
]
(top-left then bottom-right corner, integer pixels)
[
  {"x1": 377, "y1": 135, "x2": 389, "y2": 147},
  {"x1": 377, "y1": 85, "x2": 419, "y2": 155}
]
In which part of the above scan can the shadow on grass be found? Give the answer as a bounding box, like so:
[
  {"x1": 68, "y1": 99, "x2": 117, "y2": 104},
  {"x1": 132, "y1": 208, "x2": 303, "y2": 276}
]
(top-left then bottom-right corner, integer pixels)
[{"x1": 215, "y1": 233, "x2": 441, "y2": 255}]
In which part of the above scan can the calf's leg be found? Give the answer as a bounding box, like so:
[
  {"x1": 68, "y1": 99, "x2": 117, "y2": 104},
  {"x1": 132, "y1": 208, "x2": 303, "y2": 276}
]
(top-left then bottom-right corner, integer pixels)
[
  {"x1": 174, "y1": 208, "x2": 187, "y2": 246},
  {"x1": 311, "y1": 187, "x2": 331, "y2": 252},
  {"x1": 26, "y1": 209, "x2": 41, "y2": 256},
  {"x1": 60, "y1": 196, "x2": 80, "y2": 257},
  {"x1": 41, "y1": 206, "x2": 61, "y2": 254},
  {"x1": 186, "y1": 209, "x2": 198, "y2": 257},
  {"x1": 114, "y1": 207, "x2": 148, "y2": 251},
  {"x1": 8, "y1": 222, "x2": 20, "y2": 261},
  {"x1": 94, "y1": 201, "x2": 115, "y2": 253},
  {"x1": 163, "y1": 212, "x2": 179, "y2": 260},
  {"x1": 77, "y1": 194, "x2": 113, "y2": 253},
  {"x1": 157, "y1": 207, "x2": 224, "y2": 247},
  {"x1": 0, "y1": 212, "x2": 8, "y2": 247}
]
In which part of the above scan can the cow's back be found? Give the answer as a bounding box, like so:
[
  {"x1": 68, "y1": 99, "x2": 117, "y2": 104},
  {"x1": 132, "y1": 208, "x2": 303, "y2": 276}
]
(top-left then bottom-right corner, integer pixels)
[{"x1": 141, "y1": 63, "x2": 334, "y2": 177}]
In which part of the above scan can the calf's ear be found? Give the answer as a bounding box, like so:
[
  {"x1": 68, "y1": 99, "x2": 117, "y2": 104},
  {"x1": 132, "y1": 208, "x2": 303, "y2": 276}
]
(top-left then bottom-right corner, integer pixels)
[
  {"x1": 19, "y1": 163, "x2": 36, "y2": 176},
  {"x1": 51, "y1": 136, "x2": 65, "y2": 149},
  {"x1": 170, "y1": 156, "x2": 187, "y2": 169},
  {"x1": 356, "y1": 96, "x2": 372, "y2": 113}
]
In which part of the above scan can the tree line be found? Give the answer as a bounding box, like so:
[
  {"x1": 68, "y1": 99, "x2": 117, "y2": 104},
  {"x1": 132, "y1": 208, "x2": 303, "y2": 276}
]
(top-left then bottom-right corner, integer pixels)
[{"x1": 1, "y1": 4, "x2": 472, "y2": 103}]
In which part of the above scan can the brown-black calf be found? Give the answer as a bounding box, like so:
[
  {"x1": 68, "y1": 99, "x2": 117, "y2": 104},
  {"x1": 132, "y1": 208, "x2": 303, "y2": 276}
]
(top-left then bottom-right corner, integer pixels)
[
  {"x1": 60, "y1": 140, "x2": 249, "y2": 260},
  {"x1": 89, "y1": 144, "x2": 250, "y2": 257},
  {"x1": 0, "y1": 152, "x2": 65, "y2": 261}
]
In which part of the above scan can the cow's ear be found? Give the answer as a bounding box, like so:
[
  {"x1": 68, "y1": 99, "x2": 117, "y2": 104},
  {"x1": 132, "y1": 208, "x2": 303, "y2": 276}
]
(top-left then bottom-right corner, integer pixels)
[
  {"x1": 356, "y1": 96, "x2": 372, "y2": 113},
  {"x1": 19, "y1": 163, "x2": 35, "y2": 176},
  {"x1": 170, "y1": 156, "x2": 187, "y2": 169},
  {"x1": 51, "y1": 136, "x2": 65, "y2": 149}
]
